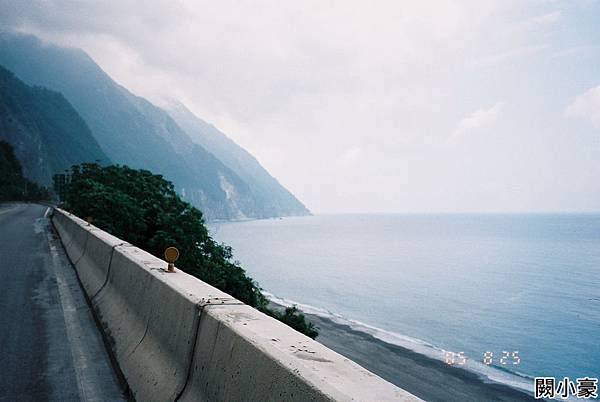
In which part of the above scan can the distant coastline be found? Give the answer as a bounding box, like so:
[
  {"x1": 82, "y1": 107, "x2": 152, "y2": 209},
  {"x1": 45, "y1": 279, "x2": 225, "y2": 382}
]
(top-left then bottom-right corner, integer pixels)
[{"x1": 208, "y1": 212, "x2": 312, "y2": 224}]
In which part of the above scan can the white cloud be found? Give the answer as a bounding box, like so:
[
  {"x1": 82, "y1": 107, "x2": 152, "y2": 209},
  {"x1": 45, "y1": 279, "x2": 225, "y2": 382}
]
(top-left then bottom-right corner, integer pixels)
[
  {"x1": 470, "y1": 45, "x2": 548, "y2": 69},
  {"x1": 526, "y1": 11, "x2": 562, "y2": 28},
  {"x1": 337, "y1": 147, "x2": 363, "y2": 166},
  {"x1": 506, "y1": 10, "x2": 561, "y2": 37},
  {"x1": 452, "y1": 102, "x2": 504, "y2": 139},
  {"x1": 2, "y1": 1, "x2": 599, "y2": 212},
  {"x1": 565, "y1": 85, "x2": 600, "y2": 128},
  {"x1": 552, "y1": 45, "x2": 600, "y2": 59}
]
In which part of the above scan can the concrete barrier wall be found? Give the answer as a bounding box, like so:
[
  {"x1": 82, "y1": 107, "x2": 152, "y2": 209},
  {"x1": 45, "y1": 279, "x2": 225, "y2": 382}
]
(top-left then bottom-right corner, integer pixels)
[
  {"x1": 75, "y1": 228, "x2": 126, "y2": 298},
  {"x1": 180, "y1": 304, "x2": 419, "y2": 402},
  {"x1": 52, "y1": 208, "x2": 422, "y2": 402},
  {"x1": 53, "y1": 209, "x2": 89, "y2": 263}
]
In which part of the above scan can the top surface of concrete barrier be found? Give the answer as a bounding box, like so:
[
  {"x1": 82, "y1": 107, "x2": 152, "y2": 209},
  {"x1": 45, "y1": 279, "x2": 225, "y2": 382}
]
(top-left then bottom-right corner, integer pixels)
[
  {"x1": 52, "y1": 208, "x2": 422, "y2": 402},
  {"x1": 181, "y1": 303, "x2": 420, "y2": 402}
]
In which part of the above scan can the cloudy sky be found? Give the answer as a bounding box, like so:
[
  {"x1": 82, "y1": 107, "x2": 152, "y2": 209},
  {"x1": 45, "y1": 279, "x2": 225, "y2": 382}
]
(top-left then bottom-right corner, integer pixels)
[{"x1": 2, "y1": 0, "x2": 600, "y2": 213}]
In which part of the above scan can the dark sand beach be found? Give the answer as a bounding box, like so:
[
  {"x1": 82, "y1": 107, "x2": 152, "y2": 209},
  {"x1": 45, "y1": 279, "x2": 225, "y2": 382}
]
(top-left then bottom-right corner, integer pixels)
[{"x1": 292, "y1": 308, "x2": 540, "y2": 401}]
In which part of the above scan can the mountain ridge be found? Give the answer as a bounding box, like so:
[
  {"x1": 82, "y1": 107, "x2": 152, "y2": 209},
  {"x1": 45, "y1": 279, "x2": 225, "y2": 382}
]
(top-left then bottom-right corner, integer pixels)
[
  {"x1": 163, "y1": 99, "x2": 310, "y2": 218},
  {"x1": 0, "y1": 64, "x2": 109, "y2": 185},
  {"x1": 0, "y1": 32, "x2": 309, "y2": 220}
]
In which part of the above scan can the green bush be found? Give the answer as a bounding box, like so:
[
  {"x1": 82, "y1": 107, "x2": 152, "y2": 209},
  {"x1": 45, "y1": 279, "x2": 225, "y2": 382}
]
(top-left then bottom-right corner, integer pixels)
[
  {"x1": 58, "y1": 163, "x2": 318, "y2": 338},
  {"x1": 262, "y1": 306, "x2": 319, "y2": 339}
]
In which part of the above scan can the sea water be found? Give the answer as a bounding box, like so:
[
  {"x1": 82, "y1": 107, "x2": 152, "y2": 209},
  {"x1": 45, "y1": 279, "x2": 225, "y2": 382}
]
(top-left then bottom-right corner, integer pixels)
[{"x1": 209, "y1": 214, "x2": 600, "y2": 391}]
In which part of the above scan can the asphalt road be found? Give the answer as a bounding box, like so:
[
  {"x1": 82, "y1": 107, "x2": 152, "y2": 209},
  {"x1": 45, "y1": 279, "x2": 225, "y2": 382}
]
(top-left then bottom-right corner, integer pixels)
[{"x1": 0, "y1": 203, "x2": 126, "y2": 402}]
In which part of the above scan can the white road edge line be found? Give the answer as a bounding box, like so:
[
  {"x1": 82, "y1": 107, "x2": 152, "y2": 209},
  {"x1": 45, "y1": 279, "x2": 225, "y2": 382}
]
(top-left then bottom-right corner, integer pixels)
[
  {"x1": 0, "y1": 205, "x2": 19, "y2": 216},
  {"x1": 45, "y1": 221, "x2": 104, "y2": 402}
]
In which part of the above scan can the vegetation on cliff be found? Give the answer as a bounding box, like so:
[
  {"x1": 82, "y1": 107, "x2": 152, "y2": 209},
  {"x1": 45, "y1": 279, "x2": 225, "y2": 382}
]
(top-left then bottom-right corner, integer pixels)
[
  {"x1": 0, "y1": 64, "x2": 109, "y2": 185},
  {"x1": 0, "y1": 141, "x2": 49, "y2": 201},
  {"x1": 56, "y1": 163, "x2": 318, "y2": 338}
]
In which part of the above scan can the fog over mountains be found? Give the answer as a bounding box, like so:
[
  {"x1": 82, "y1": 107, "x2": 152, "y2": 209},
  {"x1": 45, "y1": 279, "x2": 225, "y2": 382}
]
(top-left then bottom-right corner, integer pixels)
[
  {"x1": 0, "y1": 32, "x2": 309, "y2": 220},
  {"x1": 0, "y1": 65, "x2": 109, "y2": 184},
  {"x1": 163, "y1": 100, "x2": 310, "y2": 223}
]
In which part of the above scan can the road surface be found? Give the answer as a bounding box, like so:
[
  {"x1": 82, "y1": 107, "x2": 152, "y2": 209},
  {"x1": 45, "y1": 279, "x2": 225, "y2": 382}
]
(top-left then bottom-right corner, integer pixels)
[{"x1": 0, "y1": 203, "x2": 126, "y2": 401}]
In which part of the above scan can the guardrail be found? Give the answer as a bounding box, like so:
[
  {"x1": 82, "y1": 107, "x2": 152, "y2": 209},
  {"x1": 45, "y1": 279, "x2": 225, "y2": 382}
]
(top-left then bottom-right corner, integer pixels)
[{"x1": 52, "y1": 208, "x2": 422, "y2": 402}]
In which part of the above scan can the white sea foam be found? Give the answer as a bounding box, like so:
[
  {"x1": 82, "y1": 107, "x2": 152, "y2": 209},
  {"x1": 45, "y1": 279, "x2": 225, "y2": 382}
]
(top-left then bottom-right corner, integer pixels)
[{"x1": 264, "y1": 291, "x2": 535, "y2": 396}]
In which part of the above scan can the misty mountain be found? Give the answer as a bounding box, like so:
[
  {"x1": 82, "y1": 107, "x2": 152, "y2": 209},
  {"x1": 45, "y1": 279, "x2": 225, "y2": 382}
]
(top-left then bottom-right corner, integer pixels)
[
  {"x1": 0, "y1": 64, "x2": 109, "y2": 185},
  {"x1": 0, "y1": 32, "x2": 309, "y2": 220},
  {"x1": 164, "y1": 100, "x2": 310, "y2": 218}
]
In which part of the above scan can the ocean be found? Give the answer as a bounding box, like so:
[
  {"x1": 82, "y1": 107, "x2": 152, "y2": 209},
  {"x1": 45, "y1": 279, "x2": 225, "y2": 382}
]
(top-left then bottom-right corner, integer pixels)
[{"x1": 209, "y1": 214, "x2": 600, "y2": 394}]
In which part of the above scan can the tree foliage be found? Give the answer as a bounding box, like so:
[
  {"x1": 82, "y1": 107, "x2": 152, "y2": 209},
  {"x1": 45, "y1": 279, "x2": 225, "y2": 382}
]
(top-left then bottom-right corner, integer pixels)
[
  {"x1": 58, "y1": 163, "x2": 317, "y2": 338},
  {"x1": 0, "y1": 140, "x2": 50, "y2": 201}
]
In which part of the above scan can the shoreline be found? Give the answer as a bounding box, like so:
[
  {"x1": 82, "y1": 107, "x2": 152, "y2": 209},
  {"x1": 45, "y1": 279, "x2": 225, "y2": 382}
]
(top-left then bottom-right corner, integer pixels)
[{"x1": 270, "y1": 301, "x2": 539, "y2": 402}]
